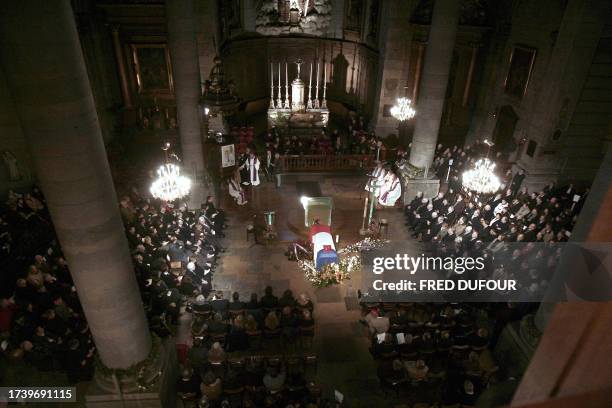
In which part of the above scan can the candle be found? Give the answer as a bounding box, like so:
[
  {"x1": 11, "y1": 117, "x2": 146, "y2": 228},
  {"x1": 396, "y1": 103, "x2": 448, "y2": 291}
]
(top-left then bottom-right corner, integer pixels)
[
  {"x1": 362, "y1": 196, "x2": 369, "y2": 230},
  {"x1": 315, "y1": 62, "x2": 320, "y2": 101},
  {"x1": 278, "y1": 63, "x2": 282, "y2": 103},
  {"x1": 368, "y1": 191, "x2": 375, "y2": 226},
  {"x1": 285, "y1": 62, "x2": 289, "y2": 106},
  {"x1": 323, "y1": 64, "x2": 327, "y2": 88},
  {"x1": 335, "y1": 234, "x2": 339, "y2": 244},
  {"x1": 308, "y1": 62, "x2": 313, "y2": 104},
  {"x1": 270, "y1": 62, "x2": 274, "y2": 101},
  {"x1": 309, "y1": 62, "x2": 312, "y2": 88},
  {"x1": 323, "y1": 64, "x2": 327, "y2": 98}
]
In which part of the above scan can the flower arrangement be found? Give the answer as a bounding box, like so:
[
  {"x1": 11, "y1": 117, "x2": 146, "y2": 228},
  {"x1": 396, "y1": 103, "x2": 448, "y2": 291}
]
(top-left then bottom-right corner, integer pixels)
[{"x1": 299, "y1": 238, "x2": 387, "y2": 288}]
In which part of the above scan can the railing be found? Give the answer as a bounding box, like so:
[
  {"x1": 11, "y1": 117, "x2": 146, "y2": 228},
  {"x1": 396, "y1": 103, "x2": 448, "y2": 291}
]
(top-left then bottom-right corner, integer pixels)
[{"x1": 279, "y1": 154, "x2": 376, "y2": 173}]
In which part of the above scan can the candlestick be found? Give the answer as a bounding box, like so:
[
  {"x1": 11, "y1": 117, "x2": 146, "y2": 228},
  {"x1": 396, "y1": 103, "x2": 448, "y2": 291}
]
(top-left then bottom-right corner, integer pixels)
[
  {"x1": 307, "y1": 62, "x2": 313, "y2": 109},
  {"x1": 277, "y1": 63, "x2": 282, "y2": 108},
  {"x1": 315, "y1": 62, "x2": 320, "y2": 108},
  {"x1": 361, "y1": 196, "x2": 369, "y2": 231},
  {"x1": 285, "y1": 62, "x2": 290, "y2": 109},
  {"x1": 322, "y1": 63, "x2": 327, "y2": 108},
  {"x1": 368, "y1": 190, "x2": 375, "y2": 227},
  {"x1": 270, "y1": 62, "x2": 275, "y2": 108}
]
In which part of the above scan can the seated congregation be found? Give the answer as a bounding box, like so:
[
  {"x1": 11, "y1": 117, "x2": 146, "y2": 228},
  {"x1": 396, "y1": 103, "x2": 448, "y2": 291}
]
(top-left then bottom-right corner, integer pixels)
[
  {"x1": 176, "y1": 287, "x2": 322, "y2": 407},
  {"x1": 0, "y1": 186, "x2": 227, "y2": 385},
  {"x1": 356, "y1": 141, "x2": 588, "y2": 405}
]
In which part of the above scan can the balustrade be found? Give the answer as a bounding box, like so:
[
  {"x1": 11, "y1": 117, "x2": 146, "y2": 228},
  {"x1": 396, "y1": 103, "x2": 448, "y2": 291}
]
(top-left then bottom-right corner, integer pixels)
[{"x1": 279, "y1": 154, "x2": 376, "y2": 173}]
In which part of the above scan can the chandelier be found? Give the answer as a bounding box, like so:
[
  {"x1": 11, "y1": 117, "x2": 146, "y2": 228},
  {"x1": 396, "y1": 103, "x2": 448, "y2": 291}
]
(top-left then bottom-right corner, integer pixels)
[
  {"x1": 462, "y1": 158, "x2": 501, "y2": 194},
  {"x1": 390, "y1": 97, "x2": 416, "y2": 122},
  {"x1": 150, "y1": 163, "x2": 191, "y2": 202}
]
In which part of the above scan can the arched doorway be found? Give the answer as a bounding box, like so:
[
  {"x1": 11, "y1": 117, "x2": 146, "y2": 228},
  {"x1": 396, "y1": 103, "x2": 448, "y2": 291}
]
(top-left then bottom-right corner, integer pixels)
[{"x1": 492, "y1": 105, "x2": 519, "y2": 155}]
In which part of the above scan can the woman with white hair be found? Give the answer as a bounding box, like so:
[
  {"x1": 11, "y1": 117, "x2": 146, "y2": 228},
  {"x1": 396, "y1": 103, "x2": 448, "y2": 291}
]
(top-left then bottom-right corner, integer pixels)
[
  {"x1": 228, "y1": 174, "x2": 248, "y2": 206},
  {"x1": 296, "y1": 293, "x2": 313, "y2": 314},
  {"x1": 207, "y1": 342, "x2": 226, "y2": 365}
]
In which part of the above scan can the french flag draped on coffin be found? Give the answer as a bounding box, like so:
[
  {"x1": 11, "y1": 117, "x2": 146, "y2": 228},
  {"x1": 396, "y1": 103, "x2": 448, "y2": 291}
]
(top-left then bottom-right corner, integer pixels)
[{"x1": 309, "y1": 224, "x2": 338, "y2": 269}]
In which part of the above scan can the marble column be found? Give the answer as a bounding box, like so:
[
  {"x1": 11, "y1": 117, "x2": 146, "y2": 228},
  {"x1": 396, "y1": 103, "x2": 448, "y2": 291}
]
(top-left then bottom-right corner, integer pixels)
[
  {"x1": 411, "y1": 41, "x2": 426, "y2": 103},
  {"x1": 409, "y1": 0, "x2": 460, "y2": 169},
  {"x1": 166, "y1": 0, "x2": 207, "y2": 209},
  {"x1": 0, "y1": 0, "x2": 151, "y2": 369},
  {"x1": 110, "y1": 25, "x2": 133, "y2": 109}
]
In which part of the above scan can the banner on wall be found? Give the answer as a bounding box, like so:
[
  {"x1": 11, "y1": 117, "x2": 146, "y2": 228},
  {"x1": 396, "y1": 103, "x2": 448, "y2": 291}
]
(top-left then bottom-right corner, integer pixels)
[{"x1": 221, "y1": 144, "x2": 236, "y2": 168}]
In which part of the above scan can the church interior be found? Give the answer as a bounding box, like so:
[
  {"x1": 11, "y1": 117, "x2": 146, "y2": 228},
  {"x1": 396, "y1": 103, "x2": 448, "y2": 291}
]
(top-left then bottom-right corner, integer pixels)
[{"x1": 1, "y1": 0, "x2": 611, "y2": 407}]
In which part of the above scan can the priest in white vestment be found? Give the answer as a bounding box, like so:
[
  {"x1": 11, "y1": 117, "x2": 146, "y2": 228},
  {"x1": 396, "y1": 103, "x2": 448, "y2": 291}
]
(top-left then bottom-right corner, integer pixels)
[
  {"x1": 378, "y1": 171, "x2": 402, "y2": 207},
  {"x1": 243, "y1": 152, "x2": 260, "y2": 186}
]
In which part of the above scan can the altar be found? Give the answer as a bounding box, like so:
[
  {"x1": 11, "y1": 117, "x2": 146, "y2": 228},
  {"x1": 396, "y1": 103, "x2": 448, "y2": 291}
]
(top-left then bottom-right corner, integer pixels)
[
  {"x1": 300, "y1": 196, "x2": 333, "y2": 227},
  {"x1": 267, "y1": 58, "x2": 329, "y2": 131}
]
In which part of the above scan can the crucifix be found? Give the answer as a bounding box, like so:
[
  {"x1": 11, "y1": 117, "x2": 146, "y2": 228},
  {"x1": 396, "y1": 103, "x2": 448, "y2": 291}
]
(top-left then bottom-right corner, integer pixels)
[{"x1": 295, "y1": 58, "x2": 303, "y2": 78}]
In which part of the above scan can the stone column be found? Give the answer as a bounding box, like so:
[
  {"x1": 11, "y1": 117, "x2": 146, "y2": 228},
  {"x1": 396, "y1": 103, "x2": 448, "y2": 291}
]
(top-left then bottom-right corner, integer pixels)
[
  {"x1": 110, "y1": 25, "x2": 133, "y2": 109},
  {"x1": 166, "y1": 0, "x2": 207, "y2": 209},
  {"x1": 0, "y1": 1, "x2": 150, "y2": 369},
  {"x1": 409, "y1": 0, "x2": 460, "y2": 169},
  {"x1": 411, "y1": 41, "x2": 426, "y2": 103},
  {"x1": 462, "y1": 43, "x2": 479, "y2": 106}
]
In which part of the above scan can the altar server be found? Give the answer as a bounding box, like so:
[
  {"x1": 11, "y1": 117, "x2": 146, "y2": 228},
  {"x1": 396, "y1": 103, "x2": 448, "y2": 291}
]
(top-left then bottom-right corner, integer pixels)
[
  {"x1": 365, "y1": 161, "x2": 386, "y2": 194},
  {"x1": 238, "y1": 148, "x2": 250, "y2": 185}
]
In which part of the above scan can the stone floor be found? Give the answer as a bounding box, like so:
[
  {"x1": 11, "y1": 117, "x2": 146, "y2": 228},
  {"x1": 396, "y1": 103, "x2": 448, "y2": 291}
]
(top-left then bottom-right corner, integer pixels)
[
  {"x1": 109, "y1": 132, "x2": 424, "y2": 406},
  {"x1": 212, "y1": 173, "x2": 420, "y2": 407}
]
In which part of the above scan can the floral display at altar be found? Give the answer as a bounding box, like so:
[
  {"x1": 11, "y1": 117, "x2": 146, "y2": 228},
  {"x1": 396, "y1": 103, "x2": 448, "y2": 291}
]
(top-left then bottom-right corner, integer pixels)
[
  {"x1": 297, "y1": 238, "x2": 386, "y2": 288},
  {"x1": 256, "y1": 0, "x2": 332, "y2": 36}
]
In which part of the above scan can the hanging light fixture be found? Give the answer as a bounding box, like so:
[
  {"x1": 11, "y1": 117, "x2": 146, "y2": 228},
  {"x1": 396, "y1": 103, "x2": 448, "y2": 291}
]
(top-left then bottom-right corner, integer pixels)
[
  {"x1": 462, "y1": 158, "x2": 501, "y2": 194},
  {"x1": 150, "y1": 163, "x2": 191, "y2": 202},
  {"x1": 150, "y1": 142, "x2": 191, "y2": 202},
  {"x1": 390, "y1": 97, "x2": 416, "y2": 122}
]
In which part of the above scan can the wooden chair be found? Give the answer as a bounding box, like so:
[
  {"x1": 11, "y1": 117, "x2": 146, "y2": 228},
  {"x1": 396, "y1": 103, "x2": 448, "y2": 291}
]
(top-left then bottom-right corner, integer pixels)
[
  {"x1": 286, "y1": 355, "x2": 302, "y2": 373},
  {"x1": 304, "y1": 353, "x2": 318, "y2": 375},
  {"x1": 247, "y1": 355, "x2": 265, "y2": 378},
  {"x1": 192, "y1": 310, "x2": 212, "y2": 320},
  {"x1": 246, "y1": 225, "x2": 255, "y2": 241},
  {"x1": 229, "y1": 309, "x2": 245, "y2": 319},
  {"x1": 263, "y1": 327, "x2": 282, "y2": 349},
  {"x1": 380, "y1": 377, "x2": 407, "y2": 398},
  {"x1": 178, "y1": 393, "x2": 198, "y2": 408},
  {"x1": 247, "y1": 329, "x2": 263, "y2": 350},
  {"x1": 228, "y1": 357, "x2": 246, "y2": 372},
  {"x1": 299, "y1": 325, "x2": 315, "y2": 349},
  {"x1": 223, "y1": 385, "x2": 245, "y2": 399},
  {"x1": 211, "y1": 333, "x2": 227, "y2": 345},
  {"x1": 266, "y1": 355, "x2": 283, "y2": 368}
]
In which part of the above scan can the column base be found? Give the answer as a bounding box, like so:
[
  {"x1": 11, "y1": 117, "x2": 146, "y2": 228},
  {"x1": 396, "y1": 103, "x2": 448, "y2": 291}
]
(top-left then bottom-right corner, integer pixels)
[
  {"x1": 359, "y1": 228, "x2": 375, "y2": 236},
  {"x1": 401, "y1": 177, "x2": 440, "y2": 204},
  {"x1": 85, "y1": 337, "x2": 178, "y2": 408},
  {"x1": 493, "y1": 315, "x2": 542, "y2": 378}
]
